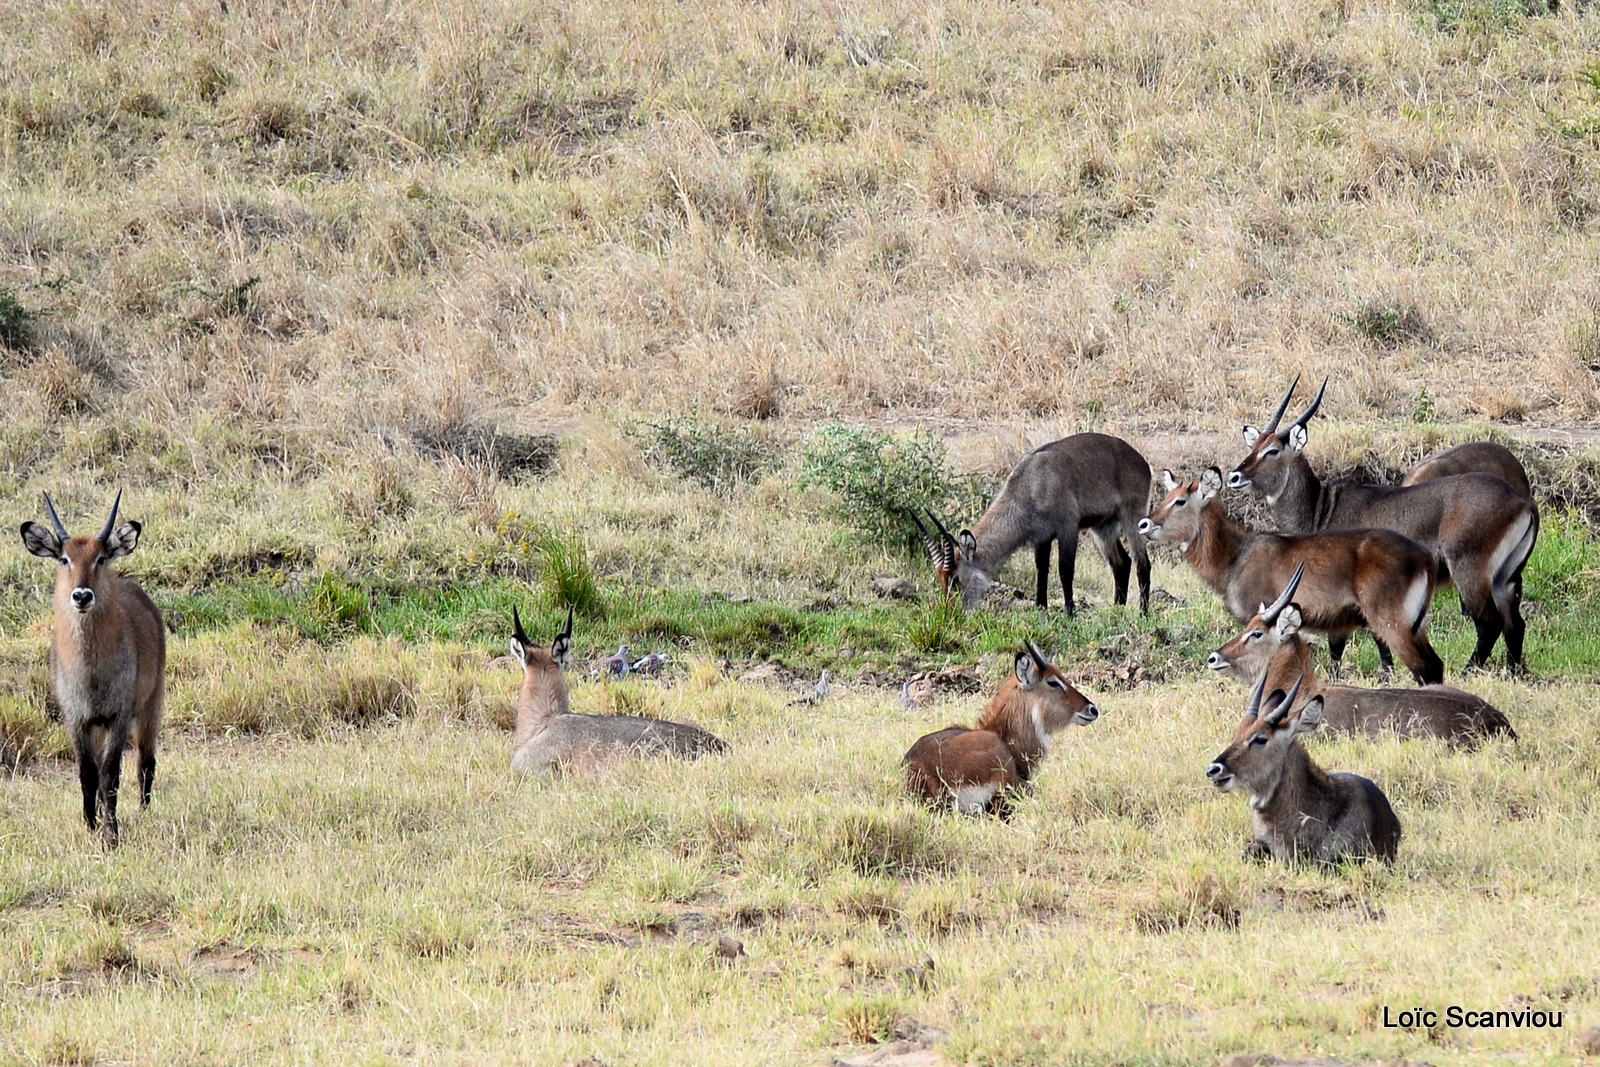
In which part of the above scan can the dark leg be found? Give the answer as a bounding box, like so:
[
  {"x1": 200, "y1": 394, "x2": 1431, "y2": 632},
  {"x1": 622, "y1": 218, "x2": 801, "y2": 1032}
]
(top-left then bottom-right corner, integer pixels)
[
  {"x1": 1467, "y1": 614, "x2": 1503, "y2": 670},
  {"x1": 1498, "y1": 581, "x2": 1526, "y2": 674},
  {"x1": 138, "y1": 749, "x2": 156, "y2": 808},
  {"x1": 1373, "y1": 637, "x2": 1394, "y2": 680},
  {"x1": 1033, "y1": 541, "x2": 1052, "y2": 608},
  {"x1": 77, "y1": 745, "x2": 100, "y2": 832},
  {"x1": 1131, "y1": 529, "x2": 1152, "y2": 614},
  {"x1": 99, "y1": 746, "x2": 125, "y2": 849},
  {"x1": 1326, "y1": 633, "x2": 1349, "y2": 681},
  {"x1": 1057, "y1": 531, "x2": 1080, "y2": 617},
  {"x1": 1094, "y1": 526, "x2": 1132, "y2": 607}
]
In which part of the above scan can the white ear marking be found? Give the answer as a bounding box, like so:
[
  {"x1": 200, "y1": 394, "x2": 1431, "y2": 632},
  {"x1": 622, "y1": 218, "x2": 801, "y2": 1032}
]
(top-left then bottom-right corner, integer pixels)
[
  {"x1": 1242, "y1": 425, "x2": 1261, "y2": 447},
  {"x1": 1160, "y1": 470, "x2": 1178, "y2": 492},
  {"x1": 1287, "y1": 424, "x2": 1309, "y2": 453}
]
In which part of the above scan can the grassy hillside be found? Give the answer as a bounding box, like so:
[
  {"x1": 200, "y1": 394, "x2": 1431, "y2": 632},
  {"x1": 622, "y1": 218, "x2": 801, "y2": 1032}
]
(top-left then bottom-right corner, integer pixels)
[{"x1": 4, "y1": 0, "x2": 1600, "y2": 1063}]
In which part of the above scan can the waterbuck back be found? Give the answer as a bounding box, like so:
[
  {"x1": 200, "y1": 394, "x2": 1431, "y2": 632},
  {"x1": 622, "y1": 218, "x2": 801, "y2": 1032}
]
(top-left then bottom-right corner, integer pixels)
[
  {"x1": 1139, "y1": 468, "x2": 1444, "y2": 685},
  {"x1": 20, "y1": 491, "x2": 165, "y2": 849},
  {"x1": 1402, "y1": 441, "x2": 1531, "y2": 500},
  {"x1": 1206, "y1": 675, "x2": 1401, "y2": 866},
  {"x1": 507, "y1": 607, "x2": 726, "y2": 776},
  {"x1": 903, "y1": 641, "x2": 1099, "y2": 815},
  {"x1": 940, "y1": 433, "x2": 1152, "y2": 614}
]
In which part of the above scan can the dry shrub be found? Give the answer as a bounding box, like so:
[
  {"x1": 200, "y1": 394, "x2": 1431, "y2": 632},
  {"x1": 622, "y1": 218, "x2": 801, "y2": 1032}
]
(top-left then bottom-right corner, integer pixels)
[
  {"x1": 1130, "y1": 870, "x2": 1241, "y2": 933},
  {"x1": 27, "y1": 349, "x2": 98, "y2": 418},
  {"x1": 834, "y1": 810, "x2": 951, "y2": 876},
  {"x1": 334, "y1": 444, "x2": 415, "y2": 525},
  {"x1": 925, "y1": 131, "x2": 1012, "y2": 211}
]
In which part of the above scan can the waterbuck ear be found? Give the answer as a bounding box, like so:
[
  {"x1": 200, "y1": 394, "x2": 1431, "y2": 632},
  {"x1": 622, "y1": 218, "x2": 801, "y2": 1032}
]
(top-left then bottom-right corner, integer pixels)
[
  {"x1": 551, "y1": 632, "x2": 573, "y2": 669},
  {"x1": 959, "y1": 530, "x2": 977, "y2": 558},
  {"x1": 1242, "y1": 425, "x2": 1261, "y2": 448},
  {"x1": 1293, "y1": 695, "x2": 1324, "y2": 734},
  {"x1": 1198, "y1": 467, "x2": 1223, "y2": 500},
  {"x1": 1285, "y1": 423, "x2": 1309, "y2": 454},
  {"x1": 508, "y1": 636, "x2": 528, "y2": 665},
  {"x1": 103, "y1": 521, "x2": 141, "y2": 559},
  {"x1": 1277, "y1": 604, "x2": 1303, "y2": 638},
  {"x1": 1014, "y1": 650, "x2": 1041, "y2": 689},
  {"x1": 1160, "y1": 469, "x2": 1178, "y2": 493},
  {"x1": 20, "y1": 522, "x2": 62, "y2": 560}
]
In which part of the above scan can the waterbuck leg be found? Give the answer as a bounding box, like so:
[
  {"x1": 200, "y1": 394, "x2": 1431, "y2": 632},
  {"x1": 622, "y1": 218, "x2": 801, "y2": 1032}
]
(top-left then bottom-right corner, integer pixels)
[
  {"x1": 1494, "y1": 580, "x2": 1527, "y2": 674},
  {"x1": 1057, "y1": 531, "x2": 1080, "y2": 616},
  {"x1": 1033, "y1": 541, "x2": 1053, "y2": 608},
  {"x1": 76, "y1": 744, "x2": 100, "y2": 832},
  {"x1": 1092, "y1": 525, "x2": 1132, "y2": 607},
  {"x1": 138, "y1": 748, "x2": 156, "y2": 808},
  {"x1": 1326, "y1": 633, "x2": 1350, "y2": 681},
  {"x1": 1127, "y1": 513, "x2": 1152, "y2": 615},
  {"x1": 99, "y1": 744, "x2": 126, "y2": 849},
  {"x1": 1467, "y1": 614, "x2": 1503, "y2": 671},
  {"x1": 1373, "y1": 637, "x2": 1395, "y2": 680}
]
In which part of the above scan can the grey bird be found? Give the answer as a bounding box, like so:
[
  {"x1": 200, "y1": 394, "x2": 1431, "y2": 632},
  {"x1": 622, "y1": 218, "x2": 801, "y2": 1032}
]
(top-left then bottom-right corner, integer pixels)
[
  {"x1": 603, "y1": 644, "x2": 631, "y2": 678},
  {"x1": 791, "y1": 669, "x2": 832, "y2": 706},
  {"x1": 898, "y1": 682, "x2": 919, "y2": 709},
  {"x1": 630, "y1": 652, "x2": 671, "y2": 676}
]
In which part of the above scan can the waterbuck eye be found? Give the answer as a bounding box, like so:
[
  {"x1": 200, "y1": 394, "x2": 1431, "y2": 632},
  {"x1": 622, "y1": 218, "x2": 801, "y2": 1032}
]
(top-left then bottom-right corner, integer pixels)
[
  {"x1": 1249, "y1": 734, "x2": 1268, "y2": 746},
  {"x1": 1247, "y1": 630, "x2": 1262, "y2": 641},
  {"x1": 58, "y1": 557, "x2": 69, "y2": 566},
  {"x1": 1047, "y1": 678, "x2": 1063, "y2": 690},
  {"x1": 1174, "y1": 498, "x2": 1186, "y2": 507}
]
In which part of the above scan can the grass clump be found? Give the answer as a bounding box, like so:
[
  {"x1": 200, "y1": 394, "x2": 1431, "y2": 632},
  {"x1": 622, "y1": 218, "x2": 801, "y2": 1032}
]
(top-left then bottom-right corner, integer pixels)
[
  {"x1": 1339, "y1": 301, "x2": 1432, "y2": 348},
  {"x1": 799, "y1": 426, "x2": 991, "y2": 544},
  {"x1": 905, "y1": 591, "x2": 966, "y2": 653},
  {"x1": 531, "y1": 525, "x2": 600, "y2": 616},
  {"x1": 636, "y1": 417, "x2": 785, "y2": 494},
  {"x1": 0, "y1": 286, "x2": 35, "y2": 351}
]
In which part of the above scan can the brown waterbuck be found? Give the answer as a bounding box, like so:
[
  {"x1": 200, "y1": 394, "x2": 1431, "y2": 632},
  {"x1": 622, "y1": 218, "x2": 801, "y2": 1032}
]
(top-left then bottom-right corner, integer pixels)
[
  {"x1": 21, "y1": 491, "x2": 165, "y2": 849},
  {"x1": 1402, "y1": 441, "x2": 1531, "y2": 500},
  {"x1": 1138, "y1": 468, "x2": 1444, "y2": 684},
  {"x1": 1207, "y1": 565, "x2": 1516, "y2": 746},
  {"x1": 1206, "y1": 673, "x2": 1402, "y2": 866},
  {"x1": 1229, "y1": 377, "x2": 1539, "y2": 672},
  {"x1": 902, "y1": 641, "x2": 1100, "y2": 815},
  {"x1": 920, "y1": 433, "x2": 1152, "y2": 614},
  {"x1": 508, "y1": 607, "x2": 726, "y2": 775}
]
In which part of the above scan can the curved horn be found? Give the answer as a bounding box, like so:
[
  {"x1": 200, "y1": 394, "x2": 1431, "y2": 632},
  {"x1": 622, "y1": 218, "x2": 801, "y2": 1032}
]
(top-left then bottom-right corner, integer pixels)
[
  {"x1": 41, "y1": 492, "x2": 69, "y2": 543},
  {"x1": 1259, "y1": 562, "x2": 1306, "y2": 625},
  {"x1": 1290, "y1": 377, "x2": 1328, "y2": 432},
  {"x1": 911, "y1": 511, "x2": 948, "y2": 573},
  {"x1": 1262, "y1": 374, "x2": 1301, "y2": 435},
  {"x1": 1244, "y1": 671, "x2": 1268, "y2": 721},
  {"x1": 96, "y1": 488, "x2": 123, "y2": 547},
  {"x1": 559, "y1": 605, "x2": 574, "y2": 642},
  {"x1": 511, "y1": 604, "x2": 532, "y2": 647},
  {"x1": 929, "y1": 511, "x2": 961, "y2": 559},
  {"x1": 1025, "y1": 639, "x2": 1050, "y2": 668},
  {"x1": 1263, "y1": 673, "x2": 1305, "y2": 727}
]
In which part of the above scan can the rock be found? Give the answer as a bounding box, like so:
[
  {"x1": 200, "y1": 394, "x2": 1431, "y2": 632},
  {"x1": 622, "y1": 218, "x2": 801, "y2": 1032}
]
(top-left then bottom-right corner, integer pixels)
[
  {"x1": 1581, "y1": 1026, "x2": 1600, "y2": 1055},
  {"x1": 1150, "y1": 586, "x2": 1185, "y2": 606},
  {"x1": 832, "y1": 1018, "x2": 950, "y2": 1066},
  {"x1": 715, "y1": 935, "x2": 745, "y2": 960},
  {"x1": 871, "y1": 576, "x2": 918, "y2": 600},
  {"x1": 728, "y1": 593, "x2": 753, "y2": 604},
  {"x1": 898, "y1": 954, "x2": 935, "y2": 990}
]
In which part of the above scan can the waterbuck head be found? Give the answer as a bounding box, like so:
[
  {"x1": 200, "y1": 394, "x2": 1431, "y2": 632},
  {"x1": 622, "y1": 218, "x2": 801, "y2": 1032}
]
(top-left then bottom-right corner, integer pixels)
[
  {"x1": 1227, "y1": 376, "x2": 1327, "y2": 497},
  {"x1": 509, "y1": 604, "x2": 573, "y2": 674},
  {"x1": 917, "y1": 510, "x2": 989, "y2": 608},
  {"x1": 1206, "y1": 562, "x2": 1305, "y2": 678},
  {"x1": 20, "y1": 491, "x2": 142, "y2": 616},
  {"x1": 1137, "y1": 467, "x2": 1222, "y2": 548},
  {"x1": 911, "y1": 510, "x2": 960, "y2": 594},
  {"x1": 1206, "y1": 673, "x2": 1323, "y2": 801},
  {"x1": 1011, "y1": 639, "x2": 1100, "y2": 730}
]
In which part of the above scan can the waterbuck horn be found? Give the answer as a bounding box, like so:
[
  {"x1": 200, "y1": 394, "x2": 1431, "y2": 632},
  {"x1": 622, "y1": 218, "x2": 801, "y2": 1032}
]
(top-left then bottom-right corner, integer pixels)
[
  {"x1": 1290, "y1": 377, "x2": 1328, "y2": 431},
  {"x1": 511, "y1": 604, "x2": 533, "y2": 648},
  {"x1": 928, "y1": 511, "x2": 960, "y2": 558},
  {"x1": 559, "y1": 605, "x2": 574, "y2": 643},
  {"x1": 1258, "y1": 562, "x2": 1306, "y2": 625},
  {"x1": 1244, "y1": 671, "x2": 1268, "y2": 721},
  {"x1": 96, "y1": 488, "x2": 123, "y2": 547},
  {"x1": 41, "y1": 492, "x2": 70, "y2": 543},
  {"x1": 1262, "y1": 674, "x2": 1305, "y2": 728},
  {"x1": 910, "y1": 511, "x2": 949, "y2": 572},
  {"x1": 1025, "y1": 639, "x2": 1050, "y2": 669},
  {"x1": 1261, "y1": 373, "x2": 1301, "y2": 435}
]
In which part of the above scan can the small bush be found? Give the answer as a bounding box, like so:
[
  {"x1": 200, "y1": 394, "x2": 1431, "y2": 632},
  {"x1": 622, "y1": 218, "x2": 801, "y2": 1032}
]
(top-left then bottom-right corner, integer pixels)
[
  {"x1": 905, "y1": 591, "x2": 967, "y2": 652},
  {"x1": 1129, "y1": 870, "x2": 1241, "y2": 933},
  {"x1": 0, "y1": 696, "x2": 67, "y2": 771},
  {"x1": 636, "y1": 418, "x2": 784, "y2": 494},
  {"x1": 297, "y1": 574, "x2": 373, "y2": 637},
  {"x1": 1339, "y1": 301, "x2": 1431, "y2": 348},
  {"x1": 832, "y1": 994, "x2": 904, "y2": 1044},
  {"x1": 533, "y1": 525, "x2": 600, "y2": 615},
  {"x1": 799, "y1": 425, "x2": 991, "y2": 543},
  {"x1": 0, "y1": 286, "x2": 35, "y2": 351}
]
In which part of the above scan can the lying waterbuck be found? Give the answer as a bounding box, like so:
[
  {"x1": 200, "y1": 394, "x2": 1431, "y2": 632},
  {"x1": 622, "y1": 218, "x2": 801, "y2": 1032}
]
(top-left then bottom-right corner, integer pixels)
[
  {"x1": 21, "y1": 492, "x2": 165, "y2": 849},
  {"x1": 1207, "y1": 566, "x2": 1516, "y2": 746},
  {"x1": 1138, "y1": 469, "x2": 1444, "y2": 684},
  {"x1": 508, "y1": 607, "x2": 726, "y2": 775},
  {"x1": 902, "y1": 641, "x2": 1100, "y2": 816},
  {"x1": 1230, "y1": 378, "x2": 1539, "y2": 672},
  {"x1": 1206, "y1": 674, "x2": 1402, "y2": 865},
  {"x1": 1402, "y1": 441, "x2": 1532, "y2": 500},
  {"x1": 935, "y1": 433, "x2": 1152, "y2": 614}
]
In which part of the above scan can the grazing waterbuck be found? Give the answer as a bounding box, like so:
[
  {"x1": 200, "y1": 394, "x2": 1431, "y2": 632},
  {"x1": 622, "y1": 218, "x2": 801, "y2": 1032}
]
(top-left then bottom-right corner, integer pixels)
[
  {"x1": 1207, "y1": 674, "x2": 1402, "y2": 866},
  {"x1": 20, "y1": 491, "x2": 165, "y2": 849},
  {"x1": 902, "y1": 641, "x2": 1100, "y2": 816},
  {"x1": 508, "y1": 607, "x2": 726, "y2": 775},
  {"x1": 1403, "y1": 441, "x2": 1531, "y2": 500},
  {"x1": 1207, "y1": 566, "x2": 1516, "y2": 746},
  {"x1": 1138, "y1": 468, "x2": 1444, "y2": 684},
  {"x1": 1229, "y1": 378, "x2": 1539, "y2": 672},
  {"x1": 936, "y1": 433, "x2": 1152, "y2": 614}
]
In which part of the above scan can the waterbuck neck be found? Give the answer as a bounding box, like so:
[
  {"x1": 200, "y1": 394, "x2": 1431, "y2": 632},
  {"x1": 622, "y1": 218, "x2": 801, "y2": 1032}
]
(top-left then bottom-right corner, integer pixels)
[
  {"x1": 1261, "y1": 637, "x2": 1319, "y2": 696},
  {"x1": 1253, "y1": 739, "x2": 1336, "y2": 819},
  {"x1": 1265, "y1": 454, "x2": 1325, "y2": 533},
  {"x1": 516, "y1": 657, "x2": 571, "y2": 746},
  {"x1": 1183, "y1": 503, "x2": 1252, "y2": 597},
  {"x1": 973, "y1": 680, "x2": 1050, "y2": 776},
  {"x1": 969, "y1": 503, "x2": 1029, "y2": 571}
]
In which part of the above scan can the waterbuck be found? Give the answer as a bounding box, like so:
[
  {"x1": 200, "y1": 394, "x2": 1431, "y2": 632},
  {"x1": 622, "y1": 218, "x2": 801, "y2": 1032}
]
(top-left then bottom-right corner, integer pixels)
[
  {"x1": 21, "y1": 491, "x2": 165, "y2": 849},
  {"x1": 1402, "y1": 441, "x2": 1531, "y2": 500},
  {"x1": 933, "y1": 433, "x2": 1152, "y2": 614},
  {"x1": 1207, "y1": 566, "x2": 1516, "y2": 746},
  {"x1": 1138, "y1": 468, "x2": 1444, "y2": 684},
  {"x1": 1206, "y1": 673, "x2": 1402, "y2": 866},
  {"x1": 508, "y1": 607, "x2": 726, "y2": 775},
  {"x1": 902, "y1": 641, "x2": 1100, "y2": 815},
  {"x1": 1229, "y1": 378, "x2": 1539, "y2": 672}
]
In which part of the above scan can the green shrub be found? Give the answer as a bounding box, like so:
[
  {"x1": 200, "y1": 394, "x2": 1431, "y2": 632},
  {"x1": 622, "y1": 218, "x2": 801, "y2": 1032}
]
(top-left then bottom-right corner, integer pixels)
[
  {"x1": 636, "y1": 417, "x2": 784, "y2": 494},
  {"x1": 0, "y1": 287, "x2": 34, "y2": 351},
  {"x1": 533, "y1": 524, "x2": 600, "y2": 615},
  {"x1": 1339, "y1": 301, "x2": 1431, "y2": 348},
  {"x1": 905, "y1": 591, "x2": 966, "y2": 652},
  {"x1": 798, "y1": 425, "x2": 991, "y2": 543}
]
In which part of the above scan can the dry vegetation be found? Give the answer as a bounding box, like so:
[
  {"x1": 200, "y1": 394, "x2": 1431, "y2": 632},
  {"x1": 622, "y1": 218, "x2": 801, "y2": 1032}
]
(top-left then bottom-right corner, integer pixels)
[{"x1": 4, "y1": 0, "x2": 1600, "y2": 1063}]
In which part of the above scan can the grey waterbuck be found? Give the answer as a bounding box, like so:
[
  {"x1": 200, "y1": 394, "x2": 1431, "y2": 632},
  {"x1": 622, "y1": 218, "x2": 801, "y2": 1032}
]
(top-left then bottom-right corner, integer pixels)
[
  {"x1": 1138, "y1": 468, "x2": 1444, "y2": 684},
  {"x1": 929, "y1": 433, "x2": 1152, "y2": 614},
  {"x1": 1229, "y1": 377, "x2": 1538, "y2": 672},
  {"x1": 1403, "y1": 441, "x2": 1531, "y2": 500},
  {"x1": 21, "y1": 491, "x2": 165, "y2": 849},
  {"x1": 903, "y1": 641, "x2": 1100, "y2": 815},
  {"x1": 1206, "y1": 673, "x2": 1402, "y2": 865},
  {"x1": 1207, "y1": 565, "x2": 1516, "y2": 746},
  {"x1": 508, "y1": 607, "x2": 726, "y2": 775}
]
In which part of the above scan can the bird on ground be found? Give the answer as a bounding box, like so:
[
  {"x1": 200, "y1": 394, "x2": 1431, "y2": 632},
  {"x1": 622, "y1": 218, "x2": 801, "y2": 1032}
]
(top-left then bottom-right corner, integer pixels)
[
  {"x1": 898, "y1": 682, "x2": 919, "y2": 709},
  {"x1": 791, "y1": 669, "x2": 832, "y2": 706},
  {"x1": 631, "y1": 652, "x2": 671, "y2": 675},
  {"x1": 603, "y1": 644, "x2": 631, "y2": 678}
]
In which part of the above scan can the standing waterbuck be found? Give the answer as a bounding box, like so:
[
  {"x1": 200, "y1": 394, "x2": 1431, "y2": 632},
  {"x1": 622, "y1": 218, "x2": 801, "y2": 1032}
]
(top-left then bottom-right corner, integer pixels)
[
  {"x1": 21, "y1": 491, "x2": 165, "y2": 849},
  {"x1": 1206, "y1": 673, "x2": 1402, "y2": 866},
  {"x1": 508, "y1": 607, "x2": 726, "y2": 775},
  {"x1": 902, "y1": 641, "x2": 1100, "y2": 815},
  {"x1": 1138, "y1": 468, "x2": 1444, "y2": 684},
  {"x1": 1207, "y1": 566, "x2": 1516, "y2": 746},
  {"x1": 1229, "y1": 378, "x2": 1538, "y2": 672},
  {"x1": 933, "y1": 433, "x2": 1152, "y2": 614},
  {"x1": 1403, "y1": 441, "x2": 1531, "y2": 500}
]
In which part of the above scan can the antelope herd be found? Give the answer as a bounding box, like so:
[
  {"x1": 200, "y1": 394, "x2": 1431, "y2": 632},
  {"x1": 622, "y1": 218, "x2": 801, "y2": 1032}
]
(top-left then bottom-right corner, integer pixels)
[{"x1": 17, "y1": 380, "x2": 1536, "y2": 868}]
